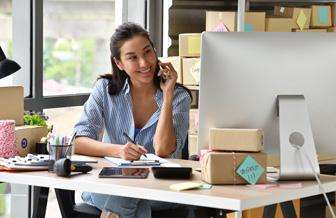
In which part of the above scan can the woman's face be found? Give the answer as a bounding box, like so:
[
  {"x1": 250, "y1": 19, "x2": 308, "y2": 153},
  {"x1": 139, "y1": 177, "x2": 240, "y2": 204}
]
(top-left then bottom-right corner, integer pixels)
[{"x1": 114, "y1": 35, "x2": 157, "y2": 85}]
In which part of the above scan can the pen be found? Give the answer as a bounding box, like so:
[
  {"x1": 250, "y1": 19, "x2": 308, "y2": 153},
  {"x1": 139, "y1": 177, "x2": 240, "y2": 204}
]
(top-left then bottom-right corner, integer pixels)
[{"x1": 122, "y1": 132, "x2": 147, "y2": 158}]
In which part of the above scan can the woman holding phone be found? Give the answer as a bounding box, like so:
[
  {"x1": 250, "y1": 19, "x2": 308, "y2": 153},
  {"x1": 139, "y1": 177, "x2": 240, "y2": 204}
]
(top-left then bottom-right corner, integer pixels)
[{"x1": 73, "y1": 22, "x2": 191, "y2": 218}]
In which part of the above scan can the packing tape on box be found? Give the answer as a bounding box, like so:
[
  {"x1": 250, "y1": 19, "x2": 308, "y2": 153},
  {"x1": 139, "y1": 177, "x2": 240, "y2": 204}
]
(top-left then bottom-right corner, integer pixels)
[{"x1": 0, "y1": 120, "x2": 19, "y2": 158}]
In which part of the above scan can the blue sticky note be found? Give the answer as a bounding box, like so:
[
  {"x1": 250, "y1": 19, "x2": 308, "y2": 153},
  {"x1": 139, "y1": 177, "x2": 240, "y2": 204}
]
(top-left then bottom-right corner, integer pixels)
[
  {"x1": 236, "y1": 155, "x2": 265, "y2": 185},
  {"x1": 244, "y1": 23, "x2": 254, "y2": 32},
  {"x1": 318, "y1": 7, "x2": 329, "y2": 24}
]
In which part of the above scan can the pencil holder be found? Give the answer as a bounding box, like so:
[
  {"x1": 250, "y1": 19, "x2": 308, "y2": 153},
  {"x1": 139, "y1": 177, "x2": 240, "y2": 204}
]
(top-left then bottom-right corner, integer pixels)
[{"x1": 48, "y1": 144, "x2": 72, "y2": 172}]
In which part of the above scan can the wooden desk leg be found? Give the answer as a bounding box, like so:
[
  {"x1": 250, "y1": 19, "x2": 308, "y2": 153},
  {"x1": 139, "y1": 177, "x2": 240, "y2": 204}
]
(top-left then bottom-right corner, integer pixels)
[
  {"x1": 280, "y1": 201, "x2": 297, "y2": 218},
  {"x1": 263, "y1": 204, "x2": 277, "y2": 218},
  {"x1": 32, "y1": 186, "x2": 49, "y2": 218}
]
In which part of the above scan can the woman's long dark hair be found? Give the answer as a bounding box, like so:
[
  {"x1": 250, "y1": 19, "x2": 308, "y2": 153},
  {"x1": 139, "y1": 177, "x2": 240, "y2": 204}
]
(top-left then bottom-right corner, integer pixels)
[{"x1": 99, "y1": 22, "x2": 191, "y2": 99}]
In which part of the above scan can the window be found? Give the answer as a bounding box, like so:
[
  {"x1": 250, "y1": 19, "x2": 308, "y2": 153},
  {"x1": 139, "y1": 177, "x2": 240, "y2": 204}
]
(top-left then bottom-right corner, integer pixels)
[
  {"x1": 0, "y1": 0, "x2": 13, "y2": 86},
  {"x1": 43, "y1": 0, "x2": 116, "y2": 96},
  {"x1": 44, "y1": 106, "x2": 83, "y2": 136}
]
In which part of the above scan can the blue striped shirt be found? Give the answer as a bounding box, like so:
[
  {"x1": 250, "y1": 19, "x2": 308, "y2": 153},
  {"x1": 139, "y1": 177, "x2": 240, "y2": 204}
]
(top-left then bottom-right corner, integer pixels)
[{"x1": 74, "y1": 78, "x2": 191, "y2": 158}]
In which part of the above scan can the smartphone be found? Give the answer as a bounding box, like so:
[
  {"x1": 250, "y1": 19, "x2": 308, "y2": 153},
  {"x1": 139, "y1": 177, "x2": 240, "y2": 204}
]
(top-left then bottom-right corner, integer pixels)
[
  {"x1": 98, "y1": 167, "x2": 149, "y2": 179},
  {"x1": 155, "y1": 62, "x2": 166, "y2": 83}
]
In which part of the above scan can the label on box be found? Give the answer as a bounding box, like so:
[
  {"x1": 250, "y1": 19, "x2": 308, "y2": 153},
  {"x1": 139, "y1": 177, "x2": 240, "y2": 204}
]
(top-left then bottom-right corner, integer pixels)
[
  {"x1": 213, "y1": 22, "x2": 229, "y2": 32},
  {"x1": 244, "y1": 23, "x2": 254, "y2": 32},
  {"x1": 318, "y1": 7, "x2": 329, "y2": 24},
  {"x1": 296, "y1": 11, "x2": 307, "y2": 30},
  {"x1": 236, "y1": 155, "x2": 265, "y2": 185},
  {"x1": 280, "y1": 7, "x2": 285, "y2": 13},
  {"x1": 187, "y1": 36, "x2": 200, "y2": 54}
]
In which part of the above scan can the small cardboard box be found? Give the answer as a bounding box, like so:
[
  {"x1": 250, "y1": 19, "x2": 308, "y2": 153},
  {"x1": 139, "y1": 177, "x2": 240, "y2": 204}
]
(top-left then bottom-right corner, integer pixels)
[
  {"x1": 0, "y1": 86, "x2": 24, "y2": 126},
  {"x1": 274, "y1": 6, "x2": 311, "y2": 30},
  {"x1": 293, "y1": 28, "x2": 328, "y2": 32},
  {"x1": 201, "y1": 152, "x2": 267, "y2": 185},
  {"x1": 332, "y1": 3, "x2": 336, "y2": 26},
  {"x1": 244, "y1": 12, "x2": 266, "y2": 32},
  {"x1": 15, "y1": 125, "x2": 49, "y2": 156},
  {"x1": 179, "y1": 33, "x2": 201, "y2": 57},
  {"x1": 311, "y1": 5, "x2": 332, "y2": 28},
  {"x1": 266, "y1": 17, "x2": 292, "y2": 32},
  {"x1": 188, "y1": 134, "x2": 198, "y2": 156},
  {"x1": 209, "y1": 128, "x2": 264, "y2": 152},
  {"x1": 158, "y1": 56, "x2": 182, "y2": 83},
  {"x1": 182, "y1": 57, "x2": 200, "y2": 85},
  {"x1": 206, "y1": 11, "x2": 236, "y2": 32}
]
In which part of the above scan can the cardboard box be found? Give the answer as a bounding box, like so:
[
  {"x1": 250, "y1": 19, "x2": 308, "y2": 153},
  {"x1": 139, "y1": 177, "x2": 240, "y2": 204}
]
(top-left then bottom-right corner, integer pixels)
[
  {"x1": 158, "y1": 56, "x2": 182, "y2": 83},
  {"x1": 311, "y1": 5, "x2": 332, "y2": 28},
  {"x1": 15, "y1": 125, "x2": 49, "y2": 156},
  {"x1": 201, "y1": 152, "x2": 267, "y2": 185},
  {"x1": 332, "y1": 3, "x2": 336, "y2": 26},
  {"x1": 209, "y1": 128, "x2": 264, "y2": 152},
  {"x1": 182, "y1": 57, "x2": 200, "y2": 85},
  {"x1": 206, "y1": 11, "x2": 265, "y2": 32},
  {"x1": 0, "y1": 86, "x2": 24, "y2": 126},
  {"x1": 293, "y1": 28, "x2": 328, "y2": 32},
  {"x1": 179, "y1": 33, "x2": 201, "y2": 57},
  {"x1": 189, "y1": 109, "x2": 199, "y2": 135},
  {"x1": 244, "y1": 12, "x2": 266, "y2": 32},
  {"x1": 188, "y1": 134, "x2": 198, "y2": 156},
  {"x1": 266, "y1": 17, "x2": 292, "y2": 32},
  {"x1": 274, "y1": 6, "x2": 311, "y2": 30},
  {"x1": 206, "y1": 11, "x2": 236, "y2": 32}
]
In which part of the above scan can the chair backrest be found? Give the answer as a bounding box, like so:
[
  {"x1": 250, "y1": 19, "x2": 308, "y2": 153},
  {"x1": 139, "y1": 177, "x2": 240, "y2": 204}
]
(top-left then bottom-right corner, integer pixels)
[{"x1": 182, "y1": 136, "x2": 189, "y2": 160}]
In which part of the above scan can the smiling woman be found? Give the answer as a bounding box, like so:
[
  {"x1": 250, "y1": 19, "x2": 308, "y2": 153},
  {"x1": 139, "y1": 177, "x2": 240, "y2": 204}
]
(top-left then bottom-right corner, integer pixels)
[{"x1": 73, "y1": 22, "x2": 193, "y2": 218}]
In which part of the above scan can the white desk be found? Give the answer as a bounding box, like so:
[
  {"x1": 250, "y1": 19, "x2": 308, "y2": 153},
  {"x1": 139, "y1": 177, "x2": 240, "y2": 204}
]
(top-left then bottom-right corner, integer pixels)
[{"x1": 0, "y1": 158, "x2": 336, "y2": 213}]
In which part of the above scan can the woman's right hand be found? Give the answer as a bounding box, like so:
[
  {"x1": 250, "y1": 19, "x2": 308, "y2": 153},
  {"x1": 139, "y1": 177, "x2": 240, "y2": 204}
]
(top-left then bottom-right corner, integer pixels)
[{"x1": 119, "y1": 142, "x2": 148, "y2": 160}]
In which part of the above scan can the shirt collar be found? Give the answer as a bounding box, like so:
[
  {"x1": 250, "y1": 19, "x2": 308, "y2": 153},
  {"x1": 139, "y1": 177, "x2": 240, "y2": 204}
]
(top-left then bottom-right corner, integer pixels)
[{"x1": 120, "y1": 78, "x2": 131, "y2": 95}]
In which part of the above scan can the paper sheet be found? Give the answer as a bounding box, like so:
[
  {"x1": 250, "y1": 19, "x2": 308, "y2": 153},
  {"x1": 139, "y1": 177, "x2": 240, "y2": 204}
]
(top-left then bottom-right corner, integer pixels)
[
  {"x1": 105, "y1": 153, "x2": 168, "y2": 166},
  {"x1": 187, "y1": 36, "x2": 201, "y2": 55},
  {"x1": 296, "y1": 10, "x2": 307, "y2": 30}
]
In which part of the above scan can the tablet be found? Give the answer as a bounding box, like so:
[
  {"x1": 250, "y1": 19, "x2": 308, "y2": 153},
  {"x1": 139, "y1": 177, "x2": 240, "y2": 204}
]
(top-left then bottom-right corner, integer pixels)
[{"x1": 98, "y1": 167, "x2": 149, "y2": 178}]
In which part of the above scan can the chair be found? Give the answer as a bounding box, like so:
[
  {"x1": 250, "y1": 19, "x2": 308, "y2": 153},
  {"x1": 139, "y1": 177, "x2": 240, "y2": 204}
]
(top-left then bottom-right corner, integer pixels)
[{"x1": 55, "y1": 138, "x2": 192, "y2": 218}]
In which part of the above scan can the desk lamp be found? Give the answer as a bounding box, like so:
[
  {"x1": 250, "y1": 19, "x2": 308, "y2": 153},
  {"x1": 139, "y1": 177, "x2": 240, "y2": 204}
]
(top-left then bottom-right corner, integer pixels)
[{"x1": 0, "y1": 46, "x2": 21, "y2": 79}]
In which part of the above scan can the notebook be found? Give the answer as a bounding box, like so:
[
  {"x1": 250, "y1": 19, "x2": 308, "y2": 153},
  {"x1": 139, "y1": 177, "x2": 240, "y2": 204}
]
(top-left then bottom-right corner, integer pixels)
[{"x1": 105, "y1": 153, "x2": 168, "y2": 166}]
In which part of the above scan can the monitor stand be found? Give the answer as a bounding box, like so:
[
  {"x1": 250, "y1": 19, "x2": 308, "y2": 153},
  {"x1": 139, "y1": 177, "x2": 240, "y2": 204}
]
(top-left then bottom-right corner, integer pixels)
[{"x1": 275, "y1": 95, "x2": 320, "y2": 180}]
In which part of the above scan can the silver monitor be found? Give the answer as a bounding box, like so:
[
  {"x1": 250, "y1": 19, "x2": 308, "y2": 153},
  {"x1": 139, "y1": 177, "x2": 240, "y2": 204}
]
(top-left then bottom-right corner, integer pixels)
[{"x1": 198, "y1": 32, "x2": 336, "y2": 180}]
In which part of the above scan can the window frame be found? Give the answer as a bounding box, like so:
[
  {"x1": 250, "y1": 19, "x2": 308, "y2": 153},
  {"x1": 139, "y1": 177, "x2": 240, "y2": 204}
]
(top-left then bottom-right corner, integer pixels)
[{"x1": 23, "y1": 0, "x2": 163, "y2": 112}]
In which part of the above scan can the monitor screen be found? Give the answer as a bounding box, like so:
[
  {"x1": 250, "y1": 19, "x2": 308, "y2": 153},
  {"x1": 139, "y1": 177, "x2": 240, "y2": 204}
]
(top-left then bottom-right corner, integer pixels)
[{"x1": 198, "y1": 32, "x2": 336, "y2": 159}]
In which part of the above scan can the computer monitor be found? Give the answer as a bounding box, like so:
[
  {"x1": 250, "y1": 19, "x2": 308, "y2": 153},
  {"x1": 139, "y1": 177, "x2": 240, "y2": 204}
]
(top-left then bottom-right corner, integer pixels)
[{"x1": 198, "y1": 32, "x2": 336, "y2": 180}]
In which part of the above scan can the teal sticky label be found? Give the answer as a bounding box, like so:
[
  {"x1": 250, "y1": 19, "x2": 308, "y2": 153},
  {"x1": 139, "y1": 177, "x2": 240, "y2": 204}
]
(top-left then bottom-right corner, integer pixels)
[
  {"x1": 318, "y1": 7, "x2": 329, "y2": 24},
  {"x1": 244, "y1": 23, "x2": 254, "y2": 32},
  {"x1": 236, "y1": 155, "x2": 265, "y2": 185}
]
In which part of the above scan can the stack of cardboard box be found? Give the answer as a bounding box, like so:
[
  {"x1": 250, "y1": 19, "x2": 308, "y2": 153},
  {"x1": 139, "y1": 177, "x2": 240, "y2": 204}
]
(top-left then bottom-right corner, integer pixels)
[
  {"x1": 201, "y1": 128, "x2": 267, "y2": 185},
  {"x1": 178, "y1": 33, "x2": 201, "y2": 86},
  {"x1": 204, "y1": 4, "x2": 335, "y2": 33},
  {"x1": 0, "y1": 86, "x2": 48, "y2": 157}
]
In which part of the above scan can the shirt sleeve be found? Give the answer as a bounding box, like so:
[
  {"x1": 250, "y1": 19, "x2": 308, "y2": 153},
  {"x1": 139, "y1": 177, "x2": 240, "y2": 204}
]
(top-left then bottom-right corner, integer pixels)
[
  {"x1": 170, "y1": 88, "x2": 191, "y2": 158},
  {"x1": 73, "y1": 79, "x2": 106, "y2": 140}
]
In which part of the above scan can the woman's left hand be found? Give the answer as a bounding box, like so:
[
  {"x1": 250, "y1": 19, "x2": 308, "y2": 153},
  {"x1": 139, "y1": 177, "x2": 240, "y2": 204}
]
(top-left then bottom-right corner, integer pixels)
[{"x1": 158, "y1": 62, "x2": 177, "y2": 96}]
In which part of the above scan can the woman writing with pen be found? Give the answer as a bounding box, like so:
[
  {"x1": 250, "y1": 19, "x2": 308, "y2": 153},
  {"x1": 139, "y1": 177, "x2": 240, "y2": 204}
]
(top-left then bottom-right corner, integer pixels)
[{"x1": 73, "y1": 22, "x2": 192, "y2": 218}]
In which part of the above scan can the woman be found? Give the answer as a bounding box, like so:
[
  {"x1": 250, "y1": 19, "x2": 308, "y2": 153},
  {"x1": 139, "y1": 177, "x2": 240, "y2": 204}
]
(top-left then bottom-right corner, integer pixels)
[{"x1": 73, "y1": 22, "x2": 191, "y2": 218}]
